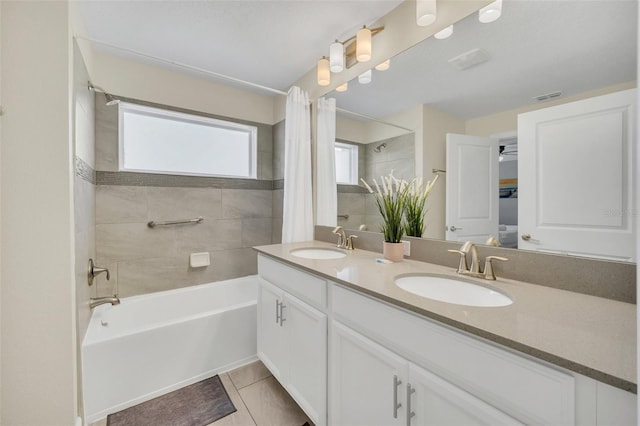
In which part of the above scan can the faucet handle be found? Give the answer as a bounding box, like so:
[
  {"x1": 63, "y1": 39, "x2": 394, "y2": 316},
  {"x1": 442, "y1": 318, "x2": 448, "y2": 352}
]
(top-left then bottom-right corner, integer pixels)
[
  {"x1": 345, "y1": 234, "x2": 358, "y2": 250},
  {"x1": 484, "y1": 256, "x2": 508, "y2": 280},
  {"x1": 332, "y1": 226, "x2": 345, "y2": 247},
  {"x1": 448, "y1": 249, "x2": 469, "y2": 274},
  {"x1": 88, "y1": 258, "x2": 110, "y2": 286}
]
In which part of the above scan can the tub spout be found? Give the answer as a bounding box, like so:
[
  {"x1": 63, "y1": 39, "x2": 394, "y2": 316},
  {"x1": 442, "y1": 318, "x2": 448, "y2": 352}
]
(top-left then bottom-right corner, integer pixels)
[{"x1": 90, "y1": 296, "x2": 120, "y2": 309}]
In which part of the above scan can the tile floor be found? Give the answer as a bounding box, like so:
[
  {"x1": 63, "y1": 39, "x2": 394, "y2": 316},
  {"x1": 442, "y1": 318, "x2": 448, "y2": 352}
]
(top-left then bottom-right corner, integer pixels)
[{"x1": 89, "y1": 360, "x2": 312, "y2": 426}]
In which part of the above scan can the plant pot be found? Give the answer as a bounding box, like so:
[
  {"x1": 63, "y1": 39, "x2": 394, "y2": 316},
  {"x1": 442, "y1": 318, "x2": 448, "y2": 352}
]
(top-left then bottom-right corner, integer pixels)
[{"x1": 383, "y1": 242, "x2": 404, "y2": 262}]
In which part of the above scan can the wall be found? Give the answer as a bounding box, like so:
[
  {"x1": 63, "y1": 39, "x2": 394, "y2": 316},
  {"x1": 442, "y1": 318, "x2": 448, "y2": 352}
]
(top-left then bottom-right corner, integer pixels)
[
  {"x1": 465, "y1": 81, "x2": 636, "y2": 137},
  {"x1": 94, "y1": 95, "x2": 275, "y2": 298},
  {"x1": 73, "y1": 40, "x2": 95, "y2": 421},
  {"x1": 1, "y1": 1, "x2": 77, "y2": 424},
  {"x1": 422, "y1": 105, "x2": 465, "y2": 240},
  {"x1": 272, "y1": 120, "x2": 285, "y2": 244}
]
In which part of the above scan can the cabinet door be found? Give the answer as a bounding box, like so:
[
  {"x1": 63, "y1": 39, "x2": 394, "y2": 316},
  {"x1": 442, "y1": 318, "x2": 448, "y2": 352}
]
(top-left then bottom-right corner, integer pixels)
[
  {"x1": 330, "y1": 322, "x2": 406, "y2": 426},
  {"x1": 284, "y1": 293, "x2": 327, "y2": 426},
  {"x1": 257, "y1": 279, "x2": 286, "y2": 381},
  {"x1": 408, "y1": 363, "x2": 523, "y2": 426}
]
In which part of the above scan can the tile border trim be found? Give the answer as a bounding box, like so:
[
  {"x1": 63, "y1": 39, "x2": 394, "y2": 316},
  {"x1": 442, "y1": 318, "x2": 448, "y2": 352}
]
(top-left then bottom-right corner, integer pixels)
[{"x1": 96, "y1": 171, "x2": 274, "y2": 190}]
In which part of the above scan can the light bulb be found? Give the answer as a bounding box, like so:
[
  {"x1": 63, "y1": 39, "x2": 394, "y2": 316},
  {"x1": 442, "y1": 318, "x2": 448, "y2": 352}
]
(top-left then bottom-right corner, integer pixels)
[
  {"x1": 479, "y1": 0, "x2": 502, "y2": 23},
  {"x1": 358, "y1": 69, "x2": 372, "y2": 84},
  {"x1": 330, "y1": 41, "x2": 344, "y2": 73},
  {"x1": 375, "y1": 59, "x2": 391, "y2": 71},
  {"x1": 356, "y1": 27, "x2": 372, "y2": 62},
  {"x1": 416, "y1": 0, "x2": 437, "y2": 27},
  {"x1": 336, "y1": 82, "x2": 348, "y2": 92},
  {"x1": 434, "y1": 25, "x2": 453, "y2": 40},
  {"x1": 317, "y1": 57, "x2": 330, "y2": 86}
]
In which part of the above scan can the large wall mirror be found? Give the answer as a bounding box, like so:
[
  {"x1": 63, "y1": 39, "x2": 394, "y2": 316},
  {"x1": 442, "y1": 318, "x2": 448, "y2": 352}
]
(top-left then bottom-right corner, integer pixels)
[{"x1": 327, "y1": 0, "x2": 637, "y2": 262}]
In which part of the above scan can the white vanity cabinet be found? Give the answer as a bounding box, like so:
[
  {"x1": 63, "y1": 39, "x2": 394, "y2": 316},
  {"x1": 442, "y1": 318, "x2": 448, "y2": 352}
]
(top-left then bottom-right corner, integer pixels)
[{"x1": 257, "y1": 255, "x2": 327, "y2": 426}]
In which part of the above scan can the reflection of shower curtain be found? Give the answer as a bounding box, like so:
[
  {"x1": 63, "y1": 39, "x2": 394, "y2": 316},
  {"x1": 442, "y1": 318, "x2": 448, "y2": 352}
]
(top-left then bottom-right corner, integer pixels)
[
  {"x1": 316, "y1": 97, "x2": 337, "y2": 227},
  {"x1": 282, "y1": 86, "x2": 314, "y2": 243}
]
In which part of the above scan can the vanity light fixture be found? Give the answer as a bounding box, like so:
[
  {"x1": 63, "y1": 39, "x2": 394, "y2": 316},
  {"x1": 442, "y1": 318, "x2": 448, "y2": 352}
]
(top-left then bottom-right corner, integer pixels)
[
  {"x1": 317, "y1": 56, "x2": 330, "y2": 86},
  {"x1": 330, "y1": 41, "x2": 344, "y2": 73},
  {"x1": 356, "y1": 26, "x2": 372, "y2": 62},
  {"x1": 416, "y1": 0, "x2": 437, "y2": 27},
  {"x1": 336, "y1": 82, "x2": 348, "y2": 92},
  {"x1": 434, "y1": 25, "x2": 453, "y2": 40},
  {"x1": 479, "y1": 0, "x2": 502, "y2": 23},
  {"x1": 358, "y1": 69, "x2": 372, "y2": 84},
  {"x1": 375, "y1": 59, "x2": 391, "y2": 71}
]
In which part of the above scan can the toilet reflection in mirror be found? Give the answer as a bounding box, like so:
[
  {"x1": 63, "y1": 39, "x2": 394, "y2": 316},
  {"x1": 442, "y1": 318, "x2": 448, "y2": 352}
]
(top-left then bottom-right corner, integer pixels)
[{"x1": 327, "y1": 0, "x2": 637, "y2": 262}]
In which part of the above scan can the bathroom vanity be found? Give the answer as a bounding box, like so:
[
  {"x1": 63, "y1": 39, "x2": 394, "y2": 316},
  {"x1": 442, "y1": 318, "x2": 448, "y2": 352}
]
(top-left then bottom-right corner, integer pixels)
[{"x1": 254, "y1": 241, "x2": 636, "y2": 426}]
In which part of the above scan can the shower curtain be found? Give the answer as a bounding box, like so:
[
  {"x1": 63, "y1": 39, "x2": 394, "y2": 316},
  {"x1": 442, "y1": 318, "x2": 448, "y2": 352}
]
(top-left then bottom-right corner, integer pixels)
[
  {"x1": 316, "y1": 97, "x2": 337, "y2": 227},
  {"x1": 282, "y1": 86, "x2": 314, "y2": 243}
]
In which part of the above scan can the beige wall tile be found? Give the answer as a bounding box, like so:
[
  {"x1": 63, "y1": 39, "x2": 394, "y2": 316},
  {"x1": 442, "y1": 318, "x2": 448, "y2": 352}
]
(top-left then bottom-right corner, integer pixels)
[
  {"x1": 94, "y1": 260, "x2": 118, "y2": 298},
  {"x1": 96, "y1": 223, "x2": 176, "y2": 261},
  {"x1": 176, "y1": 219, "x2": 242, "y2": 254},
  {"x1": 272, "y1": 189, "x2": 283, "y2": 219},
  {"x1": 242, "y1": 218, "x2": 272, "y2": 247},
  {"x1": 96, "y1": 185, "x2": 148, "y2": 224},
  {"x1": 94, "y1": 94, "x2": 119, "y2": 172},
  {"x1": 271, "y1": 217, "x2": 283, "y2": 244},
  {"x1": 337, "y1": 192, "x2": 366, "y2": 216},
  {"x1": 147, "y1": 187, "x2": 222, "y2": 222},
  {"x1": 209, "y1": 248, "x2": 258, "y2": 281},
  {"x1": 222, "y1": 189, "x2": 272, "y2": 218}
]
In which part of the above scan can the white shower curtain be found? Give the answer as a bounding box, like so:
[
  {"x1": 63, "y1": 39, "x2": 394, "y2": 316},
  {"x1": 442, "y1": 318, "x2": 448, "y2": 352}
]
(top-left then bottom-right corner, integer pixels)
[
  {"x1": 282, "y1": 86, "x2": 314, "y2": 243},
  {"x1": 316, "y1": 97, "x2": 337, "y2": 227}
]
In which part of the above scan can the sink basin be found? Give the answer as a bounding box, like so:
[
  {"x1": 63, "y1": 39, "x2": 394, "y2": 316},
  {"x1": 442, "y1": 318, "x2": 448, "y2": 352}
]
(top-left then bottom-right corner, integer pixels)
[
  {"x1": 290, "y1": 247, "x2": 346, "y2": 260},
  {"x1": 395, "y1": 275, "x2": 512, "y2": 307}
]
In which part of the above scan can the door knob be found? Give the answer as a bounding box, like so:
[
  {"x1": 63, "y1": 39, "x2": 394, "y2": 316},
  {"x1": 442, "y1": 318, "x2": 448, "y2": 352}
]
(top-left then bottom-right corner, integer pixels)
[
  {"x1": 449, "y1": 225, "x2": 463, "y2": 232},
  {"x1": 521, "y1": 233, "x2": 532, "y2": 241}
]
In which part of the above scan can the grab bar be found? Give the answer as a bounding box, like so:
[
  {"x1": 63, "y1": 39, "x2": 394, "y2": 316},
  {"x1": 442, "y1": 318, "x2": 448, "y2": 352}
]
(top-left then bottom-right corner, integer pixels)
[
  {"x1": 147, "y1": 216, "x2": 204, "y2": 228},
  {"x1": 338, "y1": 214, "x2": 350, "y2": 220}
]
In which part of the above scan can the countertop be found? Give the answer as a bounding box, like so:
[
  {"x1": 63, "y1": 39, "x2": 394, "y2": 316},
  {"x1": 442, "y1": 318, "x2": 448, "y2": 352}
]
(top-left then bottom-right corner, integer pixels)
[{"x1": 254, "y1": 241, "x2": 637, "y2": 393}]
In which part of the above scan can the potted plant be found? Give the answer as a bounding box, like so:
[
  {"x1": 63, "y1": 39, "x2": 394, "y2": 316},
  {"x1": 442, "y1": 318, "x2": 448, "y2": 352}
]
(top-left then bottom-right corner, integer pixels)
[
  {"x1": 361, "y1": 172, "x2": 410, "y2": 262},
  {"x1": 404, "y1": 175, "x2": 439, "y2": 238}
]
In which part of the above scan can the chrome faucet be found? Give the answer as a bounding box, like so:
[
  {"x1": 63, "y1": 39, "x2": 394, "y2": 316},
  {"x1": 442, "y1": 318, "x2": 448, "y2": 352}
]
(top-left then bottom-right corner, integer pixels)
[
  {"x1": 90, "y1": 296, "x2": 120, "y2": 309},
  {"x1": 332, "y1": 226, "x2": 358, "y2": 250},
  {"x1": 448, "y1": 241, "x2": 508, "y2": 280}
]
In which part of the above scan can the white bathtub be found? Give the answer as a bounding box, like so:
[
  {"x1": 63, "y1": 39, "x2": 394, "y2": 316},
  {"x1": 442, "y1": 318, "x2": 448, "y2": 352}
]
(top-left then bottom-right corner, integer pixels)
[{"x1": 82, "y1": 275, "x2": 258, "y2": 424}]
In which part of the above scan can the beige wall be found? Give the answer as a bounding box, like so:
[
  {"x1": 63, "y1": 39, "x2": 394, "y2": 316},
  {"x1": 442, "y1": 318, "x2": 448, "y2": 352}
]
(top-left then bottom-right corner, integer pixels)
[
  {"x1": 422, "y1": 105, "x2": 465, "y2": 240},
  {"x1": 465, "y1": 81, "x2": 637, "y2": 137},
  {"x1": 1, "y1": 1, "x2": 77, "y2": 424},
  {"x1": 91, "y1": 51, "x2": 278, "y2": 126}
]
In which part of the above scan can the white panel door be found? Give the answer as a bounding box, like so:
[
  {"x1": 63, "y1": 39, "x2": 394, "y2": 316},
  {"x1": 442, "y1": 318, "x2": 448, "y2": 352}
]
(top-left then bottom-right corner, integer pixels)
[
  {"x1": 445, "y1": 133, "x2": 499, "y2": 243},
  {"x1": 330, "y1": 322, "x2": 406, "y2": 426},
  {"x1": 284, "y1": 293, "x2": 327, "y2": 426},
  {"x1": 518, "y1": 89, "x2": 636, "y2": 261},
  {"x1": 257, "y1": 279, "x2": 287, "y2": 382},
  {"x1": 408, "y1": 363, "x2": 524, "y2": 426}
]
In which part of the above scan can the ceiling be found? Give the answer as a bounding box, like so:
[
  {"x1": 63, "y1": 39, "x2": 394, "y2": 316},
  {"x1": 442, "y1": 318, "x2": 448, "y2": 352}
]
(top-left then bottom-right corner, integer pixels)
[
  {"x1": 79, "y1": 0, "x2": 403, "y2": 92},
  {"x1": 333, "y1": 0, "x2": 638, "y2": 120}
]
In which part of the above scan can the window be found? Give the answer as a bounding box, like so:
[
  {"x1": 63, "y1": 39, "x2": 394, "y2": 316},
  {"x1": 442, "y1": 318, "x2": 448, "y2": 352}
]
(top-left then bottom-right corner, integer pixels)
[
  {"x1": 119, "y1": 102, "x2": 257, "y2": 179},
  {"x1": 335, "y1": 142, "x2": 358, "y2": 185}
]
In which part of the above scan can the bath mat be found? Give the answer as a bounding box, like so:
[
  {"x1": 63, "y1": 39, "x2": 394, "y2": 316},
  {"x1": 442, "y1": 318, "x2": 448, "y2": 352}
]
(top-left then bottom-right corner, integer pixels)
[{"x1": 107, "y1": 375, "x2": 236, "y2": 426}]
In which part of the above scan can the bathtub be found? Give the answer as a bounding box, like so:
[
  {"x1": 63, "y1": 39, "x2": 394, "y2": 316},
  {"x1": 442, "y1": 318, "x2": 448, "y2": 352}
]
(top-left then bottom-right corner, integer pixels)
[{"x1": 82, "y1": 275, "x2": 258, "y2": 424}]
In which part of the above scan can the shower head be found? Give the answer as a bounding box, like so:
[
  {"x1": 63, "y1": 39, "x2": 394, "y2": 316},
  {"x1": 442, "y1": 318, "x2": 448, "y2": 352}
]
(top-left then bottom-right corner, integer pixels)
[
  {"x1": 88, "y1": 81, "x2": 120, "y2": 106},
  {"x1": 373, "y1": 142, "x2": 387, "y2": 153}
]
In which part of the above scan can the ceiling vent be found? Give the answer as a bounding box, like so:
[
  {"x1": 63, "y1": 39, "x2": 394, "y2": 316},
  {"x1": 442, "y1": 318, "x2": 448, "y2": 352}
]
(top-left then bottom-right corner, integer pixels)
[
  {"x1": 447, "y1": 48, "x2": 490, "y2": 71},
  {"x1": 533, "y1": 91, "x2": 562, "y2": 102}
]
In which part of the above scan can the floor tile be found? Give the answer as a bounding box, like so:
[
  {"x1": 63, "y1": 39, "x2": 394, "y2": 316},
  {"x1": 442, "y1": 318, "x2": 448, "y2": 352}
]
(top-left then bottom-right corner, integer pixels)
[
  {"x1": 238, "y1": 376, "x2": 310, "y2": 426},
  {"x1": 228, "y1": 360, "x2": 272, "y2": 390},
  {"x1": 209, "y1": 373, "x2": 256, "y2": 426},
  {"x1": 88, "y1": 419, "x2": 107, "y2": 426}
]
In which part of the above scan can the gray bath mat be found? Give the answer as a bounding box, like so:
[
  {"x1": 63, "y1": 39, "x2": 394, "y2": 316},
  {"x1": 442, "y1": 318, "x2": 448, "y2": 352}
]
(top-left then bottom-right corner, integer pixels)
[{"x1": 107, "y1": 375, "x2": 236, "y2": 426}]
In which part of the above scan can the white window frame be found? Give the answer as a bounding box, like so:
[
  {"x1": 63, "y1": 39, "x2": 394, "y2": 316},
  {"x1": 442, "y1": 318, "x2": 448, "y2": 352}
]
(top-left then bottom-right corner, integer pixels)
[
  {"x1": 335, "y1": 141, "x2": 359, "y2": 185},
  {"x1": 118, "y1": 102, "x2": 258, "y2": 179}
]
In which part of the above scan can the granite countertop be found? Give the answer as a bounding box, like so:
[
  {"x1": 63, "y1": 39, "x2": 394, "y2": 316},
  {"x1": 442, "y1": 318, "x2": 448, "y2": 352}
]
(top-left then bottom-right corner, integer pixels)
[{"x1": 254, "y1": 240, "x2": 637, "y2": 393}]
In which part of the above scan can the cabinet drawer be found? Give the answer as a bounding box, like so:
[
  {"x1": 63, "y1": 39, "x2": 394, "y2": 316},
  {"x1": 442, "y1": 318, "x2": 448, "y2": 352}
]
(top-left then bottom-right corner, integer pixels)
[
  {"x1": 258, "y1": 255, "x2": 326, "y2": 309},
  {"x1": 332, "y1": 284, "x2": 575, "y2": 425}
]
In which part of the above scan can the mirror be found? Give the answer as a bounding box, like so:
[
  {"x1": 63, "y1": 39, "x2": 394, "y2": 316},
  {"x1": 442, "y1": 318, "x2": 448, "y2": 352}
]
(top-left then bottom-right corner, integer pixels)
[{"x1": 329, "y1": 0, "x2": 638, "y2": 261}]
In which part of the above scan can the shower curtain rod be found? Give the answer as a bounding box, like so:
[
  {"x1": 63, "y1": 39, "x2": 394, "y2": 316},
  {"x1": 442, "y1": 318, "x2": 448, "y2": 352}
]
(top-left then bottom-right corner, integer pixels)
[{"x1": 75, "y1": 36, "x2": 415, "y2": 133}]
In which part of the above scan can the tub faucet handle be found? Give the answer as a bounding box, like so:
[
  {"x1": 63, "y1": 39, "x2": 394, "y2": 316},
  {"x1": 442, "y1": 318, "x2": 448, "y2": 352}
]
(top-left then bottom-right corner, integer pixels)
[{"x1": 88, "y1": 258, "x2": 110, "y2": 286}]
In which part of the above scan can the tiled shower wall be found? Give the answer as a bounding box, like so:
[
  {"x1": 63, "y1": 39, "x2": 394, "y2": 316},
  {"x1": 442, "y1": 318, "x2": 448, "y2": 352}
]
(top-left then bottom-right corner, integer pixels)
[
  {"x1": 94, "y1": 94, "x2": 284, "y2": 298},
  {"x1": 336, "y1": 132, "x2": 415, "y2": 232}
]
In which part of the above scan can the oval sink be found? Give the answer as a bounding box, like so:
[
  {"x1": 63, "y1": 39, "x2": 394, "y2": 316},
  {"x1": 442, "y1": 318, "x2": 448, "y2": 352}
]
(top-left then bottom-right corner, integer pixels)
[
  {"x1": 290, "y1": 248, "x2": 346, "y2": 260},
  {"x1": 395, "y1": 275, "x2": 512, "y2": 307}
]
